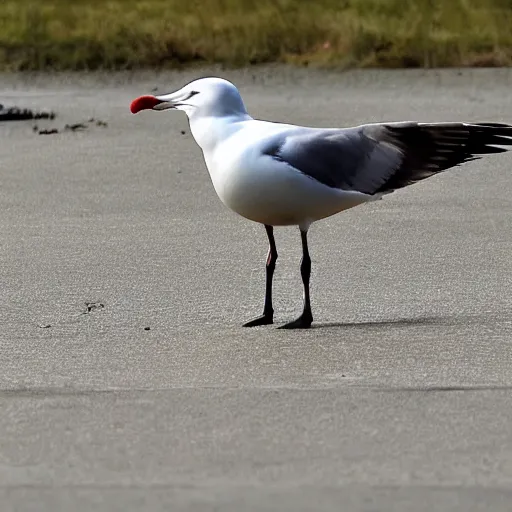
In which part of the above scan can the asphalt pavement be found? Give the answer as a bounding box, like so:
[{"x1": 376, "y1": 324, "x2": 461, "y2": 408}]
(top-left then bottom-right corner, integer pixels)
[{"x1": 1, "y1": 68, "x2": 512, "y2": 511}]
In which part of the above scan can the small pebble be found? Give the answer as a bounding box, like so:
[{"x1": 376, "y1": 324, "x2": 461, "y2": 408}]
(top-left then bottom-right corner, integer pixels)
[
  {"x1": 144, "y1": 327, "x2": 151, "y2": 331},
  {"x1": 85, "y1": 302, "x2": 105, "y2": 313},
  {"x1": 65, "y1": 123, "x2": 87, "y2": 132}
]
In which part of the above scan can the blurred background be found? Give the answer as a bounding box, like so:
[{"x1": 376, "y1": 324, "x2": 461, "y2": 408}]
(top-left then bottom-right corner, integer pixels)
[{"x1": 1, "y1": 0, "x2": 512, "y2": 71}]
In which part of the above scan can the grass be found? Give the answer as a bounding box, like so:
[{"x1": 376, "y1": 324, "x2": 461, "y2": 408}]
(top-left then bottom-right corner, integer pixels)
[{"x1": 1, "y1": 0, "x2": 512, "y2": 71}]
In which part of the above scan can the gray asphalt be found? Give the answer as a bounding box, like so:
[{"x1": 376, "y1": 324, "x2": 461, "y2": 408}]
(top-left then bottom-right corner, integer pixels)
[{"x1": 2, "y1": 68, "x2": 512, "y2": 511}]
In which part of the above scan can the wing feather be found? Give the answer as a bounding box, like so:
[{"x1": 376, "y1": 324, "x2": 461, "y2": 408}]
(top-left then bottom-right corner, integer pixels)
[{"x1": 263, "y1": 122, "x2": 512, "y2": 195}]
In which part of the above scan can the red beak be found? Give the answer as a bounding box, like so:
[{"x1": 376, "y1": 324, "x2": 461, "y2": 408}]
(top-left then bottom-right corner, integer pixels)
[{"x1": 130, "y1": 95, "x2": 163, "y2": 114}]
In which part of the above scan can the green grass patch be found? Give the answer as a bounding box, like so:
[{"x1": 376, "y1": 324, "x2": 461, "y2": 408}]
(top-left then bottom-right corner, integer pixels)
[{"x1": 1, "y1": 0, "x2": 512, "y2": 70}]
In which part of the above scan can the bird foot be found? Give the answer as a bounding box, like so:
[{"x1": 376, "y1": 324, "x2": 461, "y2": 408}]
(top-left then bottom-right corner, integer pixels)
[
  {"x1": 278, "y1": 313, "x2": 313, "y2": 330},
  {"x1": 243, "y1": 313, "x2": 274, "y2": 327}
]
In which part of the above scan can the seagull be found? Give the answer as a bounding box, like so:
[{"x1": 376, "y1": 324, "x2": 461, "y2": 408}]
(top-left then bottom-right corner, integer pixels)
[{"x1": 130, "y1": 77, "x2": 512, "y2": 329}]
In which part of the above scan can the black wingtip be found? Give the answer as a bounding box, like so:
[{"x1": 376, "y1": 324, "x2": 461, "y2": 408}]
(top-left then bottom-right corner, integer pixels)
[{"x1": 374, "y1": 121, "x2": 512, "y2": 194}]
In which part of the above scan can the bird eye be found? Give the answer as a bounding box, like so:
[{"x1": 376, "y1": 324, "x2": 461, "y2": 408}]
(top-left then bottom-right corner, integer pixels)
[{"x1": 188, "y1": 91, "x2": 200, "y2": 98}]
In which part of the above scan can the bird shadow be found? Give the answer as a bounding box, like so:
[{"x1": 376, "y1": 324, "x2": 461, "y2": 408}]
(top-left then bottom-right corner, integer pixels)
[
  {"x1": 375, "y1": 384, "x2": 512, "y2": 393},
  {"x1": 311, "y1": 315, "x2": 453, "y2": 330}
]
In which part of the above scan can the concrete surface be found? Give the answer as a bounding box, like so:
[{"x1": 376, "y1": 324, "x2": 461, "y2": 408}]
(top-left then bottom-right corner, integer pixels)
[{"x1": 1, "y1": 68, "x2": 512, "y2": 511}]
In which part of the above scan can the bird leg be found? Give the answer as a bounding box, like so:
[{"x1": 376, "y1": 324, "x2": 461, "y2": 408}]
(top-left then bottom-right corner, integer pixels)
[
  {"x1": 243, "y1": 224, "x2": 277, "y2": 327},
  {"x1": 279, "y1": 229, "x2": 313, "y2": 329}
]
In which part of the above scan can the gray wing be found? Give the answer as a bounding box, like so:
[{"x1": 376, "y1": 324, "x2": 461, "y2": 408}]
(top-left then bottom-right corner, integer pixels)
[{"x1": 263, "y1": 122, "x2": 512, "y2": 195}]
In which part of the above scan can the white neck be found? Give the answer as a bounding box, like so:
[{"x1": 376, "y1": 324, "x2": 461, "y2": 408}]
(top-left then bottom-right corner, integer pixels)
[{"x1": 188, "y1": 112, "x2": 252, "y2": 154}]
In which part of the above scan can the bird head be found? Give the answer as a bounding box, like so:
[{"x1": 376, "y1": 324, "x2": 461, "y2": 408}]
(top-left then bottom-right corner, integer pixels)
[{"x1": 130, "y1": 77, "x2": 248, "y2": 119}]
